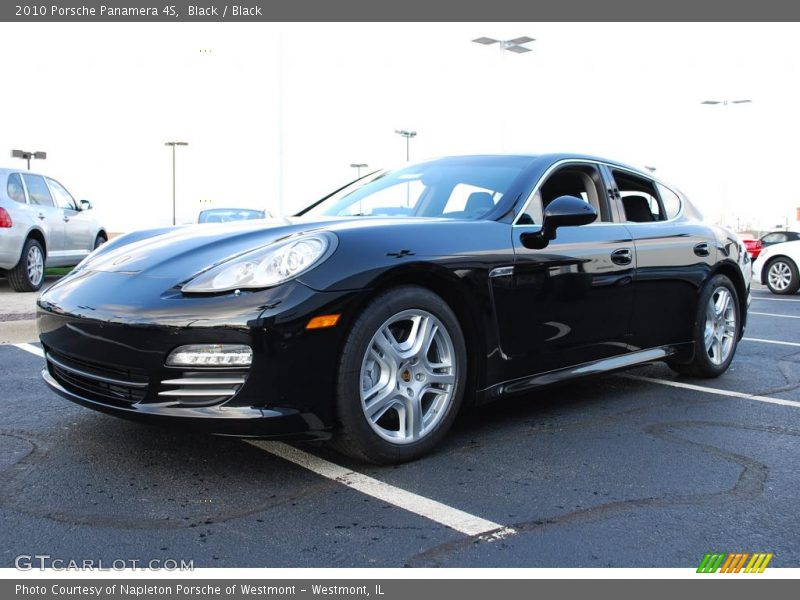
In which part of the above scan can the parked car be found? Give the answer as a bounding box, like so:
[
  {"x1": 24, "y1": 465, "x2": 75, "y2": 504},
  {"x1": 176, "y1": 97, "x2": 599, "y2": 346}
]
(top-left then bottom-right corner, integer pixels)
[
  {"x1": 37, "y1": 154, "x2": 750, "y2": 463},
  {"x1": 753, "y1": 239, "x2": 800, "y2": 295},
  {"x1": 198, "y1": 208, "x2": 270, "y2": 223},
  {"x1": 0, "y1": 168, "x2": 107, "y2": 292},
  {"x1": 760, "y1": 230, "x2": 800, "y2": 248},
  {"x1": 739, "y1": 234, "x2": 762, "y2": 260}
]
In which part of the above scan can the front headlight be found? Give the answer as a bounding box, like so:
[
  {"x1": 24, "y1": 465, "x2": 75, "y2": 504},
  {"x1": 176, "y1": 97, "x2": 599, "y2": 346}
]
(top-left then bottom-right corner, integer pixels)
[{"x1": 182, "y1": 233, "x2": 334, "y2": 293}]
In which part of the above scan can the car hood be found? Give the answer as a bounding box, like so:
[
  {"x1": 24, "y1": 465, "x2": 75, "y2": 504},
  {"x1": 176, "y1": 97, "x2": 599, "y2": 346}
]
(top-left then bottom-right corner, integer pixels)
[{"x1": 74, "y1": 216, "x2": 447, "y2": 281}]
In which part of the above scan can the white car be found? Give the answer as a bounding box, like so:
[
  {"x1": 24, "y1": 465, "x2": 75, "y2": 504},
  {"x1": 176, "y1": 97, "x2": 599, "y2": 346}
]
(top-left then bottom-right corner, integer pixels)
[
  {"x1": 0, "y1": 168, "x2": 107, "y2": 292},
  {"x1": 753, "y1": 239, "x2": 800, "y2": 295}
]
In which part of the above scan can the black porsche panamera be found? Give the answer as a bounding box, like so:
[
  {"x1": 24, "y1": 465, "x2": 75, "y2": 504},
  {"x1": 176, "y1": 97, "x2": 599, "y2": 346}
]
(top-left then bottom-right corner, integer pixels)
[{"x1": 37, "y1": 154, "x2": 751, "y2": 463}]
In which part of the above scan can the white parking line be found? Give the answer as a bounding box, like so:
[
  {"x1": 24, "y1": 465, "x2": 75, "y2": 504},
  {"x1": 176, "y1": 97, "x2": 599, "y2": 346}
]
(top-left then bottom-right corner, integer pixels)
[
  {"x1": 248, "y1": 440, "x2": 515, "y2": 540},
  {"x1": 750, "y1": 311, "x2": 800, "y2": 319},
  {"x1": 623, "y1": 374, "x2": 800, "y2": 409},
  {"x1": 9, "y1": 342, "x2": 513, "y2": 540},
  {"x1": 13, "y1": 343, "x2": 44, "y2": 358},
  {"x1": 752, "y1": 297, "x2": 800, "y2": 302},
  {"x1": 743, "y1": 337, "x2": 800, "y2": 348}
]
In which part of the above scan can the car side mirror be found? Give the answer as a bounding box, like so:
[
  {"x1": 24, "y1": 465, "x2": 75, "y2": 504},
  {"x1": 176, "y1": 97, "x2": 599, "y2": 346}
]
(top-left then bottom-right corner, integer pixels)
[
  {"x1": 79, "y1": 199, "x2": 93, "y2": 210},
  {"x1": 520, "y1": 195, "x2": 598, "y2": 250}
]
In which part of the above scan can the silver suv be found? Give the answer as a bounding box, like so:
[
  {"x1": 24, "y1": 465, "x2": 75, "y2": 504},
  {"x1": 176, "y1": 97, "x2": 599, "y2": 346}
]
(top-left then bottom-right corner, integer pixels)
[{"x1": 0, "y1": 168, "x2": 107, "y2": 292}]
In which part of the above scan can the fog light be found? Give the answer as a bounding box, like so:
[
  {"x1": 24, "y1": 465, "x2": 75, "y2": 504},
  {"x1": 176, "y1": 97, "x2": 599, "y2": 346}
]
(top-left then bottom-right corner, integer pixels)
[{"x1": 166, "y1": 344, "x2": 253, "y2": 367}]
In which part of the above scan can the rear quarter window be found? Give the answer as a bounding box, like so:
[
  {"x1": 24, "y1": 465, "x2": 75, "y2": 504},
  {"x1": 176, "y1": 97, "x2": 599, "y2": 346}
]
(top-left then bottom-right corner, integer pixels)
[
  {"x1": 6, "y1": 173, "x2": 27, "y2": 203},
  {"x1": 656, "y1": 183, "x2": 682, "y2": 220}
]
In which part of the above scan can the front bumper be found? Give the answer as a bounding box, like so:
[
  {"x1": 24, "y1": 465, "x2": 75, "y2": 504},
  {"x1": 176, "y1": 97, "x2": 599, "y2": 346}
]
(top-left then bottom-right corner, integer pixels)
[
  {"x1": 37, "y1": 272, "x2": 366, "y2": 438},
  {"x1": 42, "y1": 368, "x2": 323, "y2": 438}
]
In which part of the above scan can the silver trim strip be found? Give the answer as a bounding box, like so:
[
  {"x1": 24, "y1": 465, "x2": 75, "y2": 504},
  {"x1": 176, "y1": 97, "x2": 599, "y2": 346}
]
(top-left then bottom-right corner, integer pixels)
[
  {"x1": 498, "y1": 346, "x2": 676, "y2": 396},
  {"x1": 158, "y1": 389, "x2": 238, "y2": 397},
  {"x1": 161, "y1": 377, "x2": 246, "y2": 386},
  {"x1": 46, "y1": 353, "x2": 148, "y2": 389}
]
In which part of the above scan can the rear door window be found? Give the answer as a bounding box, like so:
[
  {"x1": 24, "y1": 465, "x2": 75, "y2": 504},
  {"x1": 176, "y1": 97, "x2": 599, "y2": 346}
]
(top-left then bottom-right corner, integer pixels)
[
  {"x1": 612, "y1": 170, "x2": 665, "y2": 222},
  {"x1": 21, "y1": 174, "x2": 55, "y2": 207}
]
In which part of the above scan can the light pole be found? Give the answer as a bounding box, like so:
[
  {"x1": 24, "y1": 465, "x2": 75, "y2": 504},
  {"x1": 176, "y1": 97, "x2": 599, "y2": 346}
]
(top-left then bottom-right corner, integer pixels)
[
  {"x1": 472, "y1": 36, "x2": 535, "y2": 149},
  {"x1": 11, "y1": 149, "x2": 46, "y2": 170},
  {"x1": 164, "y1": 141, "x2": 188, "y2": 226},
  {"x1": 350, "y1": 163, "x2": 368, "y2": 178},
  {"x1": 394, "y1": 130, "x2": 417, "y2": 162},
  {"x1": 701, "y1": 99, "x2": 752, "y2": 227},
  {"x1": 472, "y1": 35, "x2": 535, "y2": 55}
]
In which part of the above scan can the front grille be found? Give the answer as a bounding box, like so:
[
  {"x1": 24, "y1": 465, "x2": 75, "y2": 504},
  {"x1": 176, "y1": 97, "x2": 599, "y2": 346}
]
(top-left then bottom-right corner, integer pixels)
[
  {"x1": 157, "y1": 371, "x2": 248, "y2": 407},
  {"x1": 47, "y1": 350, "x2": 149, "y2": 405}
]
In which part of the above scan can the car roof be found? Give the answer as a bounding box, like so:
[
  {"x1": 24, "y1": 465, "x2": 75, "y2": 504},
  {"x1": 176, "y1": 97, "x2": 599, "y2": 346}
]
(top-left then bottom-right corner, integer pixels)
[
  {"x1": 420, "y1": 153, "x2": 656, "y2": 180},
  {"x1": 0, "y1": 167, "x2": 48, "y2": 177}
]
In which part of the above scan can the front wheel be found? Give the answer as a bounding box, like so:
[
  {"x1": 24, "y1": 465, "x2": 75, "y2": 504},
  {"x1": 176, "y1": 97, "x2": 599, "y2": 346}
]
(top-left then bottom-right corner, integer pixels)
[
  {"x1": 765, "y1": 257, "x2": 799, "y2": 295},
  {"x1": 331, "y1": 286, "x2": 467, "y2": 464},
  {"x1": 669, "y1": 274, "x2": 740, "y2": 378}
]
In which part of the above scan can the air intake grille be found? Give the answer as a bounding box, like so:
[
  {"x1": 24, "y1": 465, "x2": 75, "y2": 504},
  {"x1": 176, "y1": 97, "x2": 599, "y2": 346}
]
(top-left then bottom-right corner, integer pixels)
[
  {"x1": 47, "y1": 350, "x2": 149, "y2": 404},
  {"x1": 157, "y1": 371, "x2": 247, "y2": 406}
]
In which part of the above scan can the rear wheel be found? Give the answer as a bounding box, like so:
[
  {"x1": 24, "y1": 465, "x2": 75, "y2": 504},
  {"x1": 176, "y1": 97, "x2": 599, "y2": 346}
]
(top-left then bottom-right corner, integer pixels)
[
  {"x1": 669, "y1": 274, "x2": 740, "y2": 378},
  {"x1": 8, "y1": 238, "x2": 45, "y2": 292},
  {"x1": 94, "y1": 233, "x2": 107, "y2": 250},
  {"x1": 331, "y1": 286, "x2": 467, "y2": 464},
  {"x1": 765, "y1": 257, "x2": 799, "y2": 295}
]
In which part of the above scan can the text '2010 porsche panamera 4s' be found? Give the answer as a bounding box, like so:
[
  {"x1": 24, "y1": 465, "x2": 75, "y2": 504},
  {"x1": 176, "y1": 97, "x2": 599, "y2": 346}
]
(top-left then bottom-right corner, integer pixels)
[{"x1": 37, "y1": 154, "x2": 751, "y2": 463}]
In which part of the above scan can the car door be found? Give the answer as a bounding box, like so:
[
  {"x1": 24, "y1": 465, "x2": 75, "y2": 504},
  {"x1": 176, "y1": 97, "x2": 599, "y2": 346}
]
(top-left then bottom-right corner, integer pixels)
[
  {"x1": 604, "y1": 165, "x2": 717, "y2": 349},
  {"x1": 47, "y1": 177, "x2": 93, "y2": 260},
  {"x1": 20, "y1": 173, "x2": 65, "y2": 262},
  {"x1": 490, "y1": 161, "x2": 636, "y2": 376}
]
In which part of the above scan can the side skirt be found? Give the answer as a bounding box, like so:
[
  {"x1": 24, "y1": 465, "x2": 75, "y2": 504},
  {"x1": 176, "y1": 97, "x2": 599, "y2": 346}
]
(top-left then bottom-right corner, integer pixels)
[{"x1": 476, "y1": 344, "x2": 688, "y2": 404}]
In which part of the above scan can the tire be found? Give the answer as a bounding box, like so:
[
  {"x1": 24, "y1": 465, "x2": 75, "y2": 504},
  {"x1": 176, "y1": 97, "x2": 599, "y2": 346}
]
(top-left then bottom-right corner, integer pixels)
[
  {"x1": 668, "y1": 274, "x2": 740, "y2": 378},
  {"x1": 765, "y1": 257, "x2": 799, "y2": 295},
  {"x1": 94, "y1": 233, "x2": 107, "y2": 250},
  {"x1": 8, "y1": 238, "x2": 45, "y2": 292},
  {"x1": 331, "y1": 286, "x2": 467, "y2": 464}
]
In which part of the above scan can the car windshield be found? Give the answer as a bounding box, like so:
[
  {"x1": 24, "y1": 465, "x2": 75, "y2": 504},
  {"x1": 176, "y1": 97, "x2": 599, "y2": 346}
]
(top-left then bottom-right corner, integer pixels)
[
  {"x1": 199, "y1": 209, "x2": 265, "y2": 223},
  {"x1": 302, "y1": 157, "x2": 530, "y2": 220}
]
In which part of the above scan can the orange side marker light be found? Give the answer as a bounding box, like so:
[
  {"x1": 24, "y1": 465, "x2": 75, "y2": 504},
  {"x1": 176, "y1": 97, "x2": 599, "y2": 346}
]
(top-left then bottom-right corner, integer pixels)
[{"x1": 306, "y1": 314, "x2": 341, "y2": 330}]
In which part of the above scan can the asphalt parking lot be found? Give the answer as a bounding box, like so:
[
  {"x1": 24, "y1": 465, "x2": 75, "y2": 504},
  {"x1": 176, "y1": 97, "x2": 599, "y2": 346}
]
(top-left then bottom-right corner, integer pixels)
[{"x1": 1, "y1": 283, "x2": 798, "y2": 568}]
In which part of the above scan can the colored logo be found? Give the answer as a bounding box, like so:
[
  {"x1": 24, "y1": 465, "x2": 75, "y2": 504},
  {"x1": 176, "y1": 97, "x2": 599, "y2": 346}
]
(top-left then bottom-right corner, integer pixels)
[{"x1": 697, "y1": 553, "x2": 773, "y2": 573}]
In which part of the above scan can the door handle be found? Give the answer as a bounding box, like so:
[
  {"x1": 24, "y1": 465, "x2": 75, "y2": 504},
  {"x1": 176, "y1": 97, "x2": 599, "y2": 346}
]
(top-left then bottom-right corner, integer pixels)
[
  {"x1": 63, "y1": 215, "x2": 70, "y2": 222},
  {"x1": 611, "y1": 248, "x2": 633, "y2": 265},
  {"x1": 694, "y1": 243, "x2": 710, "y2": 257}
]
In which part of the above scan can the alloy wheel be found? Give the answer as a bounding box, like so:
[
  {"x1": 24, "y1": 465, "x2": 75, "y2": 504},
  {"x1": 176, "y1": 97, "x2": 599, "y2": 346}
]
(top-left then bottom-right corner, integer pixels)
[
  {"x1": 27, "y1": 245, "x2": 44, "y2": 287},
  {"x1": 768, "y1": 261, "x2": 793, "y2": 292},
  {"x1": 359, "y1": 309, "x2": 457, "y2": 444},
  {"x1": 703, "y1": 287, "x2": 737, "y2": 366}
]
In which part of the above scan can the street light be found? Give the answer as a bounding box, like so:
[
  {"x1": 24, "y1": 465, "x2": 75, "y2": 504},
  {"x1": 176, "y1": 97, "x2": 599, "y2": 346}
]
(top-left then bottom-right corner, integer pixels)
[
  {"x1": 164, "y1": 141, "x2": 188, "y2": 226},
  {"x1": 701, "y1": 99, "x2": 752, "y2": 227},
  {"x1": 701, "y1": 99, "x2": 752, "y2": 106},
  {"x1": 350, "y1": 163, "x2": 368, "y2": 178},
  {"x1": 644, "y1": 165, "x2": 657, "y2": 173},
  {"x1": 11, "y1": 149, "x2": 46, "y2": 170},
  {"x1": 472, "y1": 35, "x2": 536, "y2": 54},
  {"x1": 472, "y1": 36, "x2": 535, "y2": 150},
  {"x1": 394, "y1": 130, "x2": 417, "y2": 162}
]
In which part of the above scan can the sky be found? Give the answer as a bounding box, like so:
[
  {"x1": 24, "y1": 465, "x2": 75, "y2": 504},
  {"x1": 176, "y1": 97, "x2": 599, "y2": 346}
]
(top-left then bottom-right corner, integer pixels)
[{"x1": 0, "y1": 22, "x2": 798, "y2": 233}]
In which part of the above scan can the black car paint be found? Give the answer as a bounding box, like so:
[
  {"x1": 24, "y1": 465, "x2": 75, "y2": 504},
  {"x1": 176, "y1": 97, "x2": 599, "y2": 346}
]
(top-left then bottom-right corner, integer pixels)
[{"x1": 37, "y1": 154, "x2": 750, "y2": 439}]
